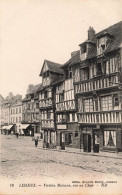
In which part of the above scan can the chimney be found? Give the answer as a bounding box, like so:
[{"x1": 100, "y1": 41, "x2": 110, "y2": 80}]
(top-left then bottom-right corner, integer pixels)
[
  {"x1": 88, "y1": 26, "x2": 95, "y2": 40},
  {"x1": 71, "y1": 51, "x2": 78, "y2": 58}
]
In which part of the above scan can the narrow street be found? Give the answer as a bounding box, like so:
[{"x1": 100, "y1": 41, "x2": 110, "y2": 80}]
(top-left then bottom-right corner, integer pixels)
[
  {"x1": 1, "y1": 134, "x2": 122, "y2": 180},
  {"x1": 0, "y1": 134, "x2": 122, "y2": 194}
]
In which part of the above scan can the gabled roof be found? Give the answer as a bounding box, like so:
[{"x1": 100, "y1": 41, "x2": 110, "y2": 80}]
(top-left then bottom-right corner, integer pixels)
[
  {"x1": 62, "y1": 50, "x2": 80, "y2": 68},
  {"x1": 63, "y1": 21, "x2": 122, "y2": 67},
  {"x1": 28, "y1": 84, "x2": 40, "y2": 95},
  {"x1": 87, "y1": 21, "x2": 122, "y2": 59},
  {"x1": 39, "y1": 60, "x2": 64, "y2": 76},
  {"x1": 37, "y1": 83, "x2": 43, "y2": 92}
]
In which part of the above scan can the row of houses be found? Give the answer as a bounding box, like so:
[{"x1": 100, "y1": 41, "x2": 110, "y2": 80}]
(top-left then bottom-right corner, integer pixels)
[{"x1": 1, "y1": 21, "x2": 122, "y2": 153}]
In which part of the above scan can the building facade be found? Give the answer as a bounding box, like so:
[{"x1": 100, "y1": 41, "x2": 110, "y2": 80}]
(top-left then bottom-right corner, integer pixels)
[
  {"x1": 38, "y1": 60, "x2": 64, "y2": 148},
  {"x1": 22, "y1": 84, "x2": 40, "y2": 136},
  {"x1": 10, "y1": 101, "x2": 22, "y2": 134},
  {"x1": 70, "y1": 21, "x2": 122, "y2": 152}
]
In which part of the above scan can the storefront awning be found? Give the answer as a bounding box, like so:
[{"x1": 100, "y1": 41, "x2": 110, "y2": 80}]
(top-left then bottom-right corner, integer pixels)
[
  {"x1": 6, "y1": 125, "x2": 14, "y2": 130},
  {"x1": 2, "y1": 126, "x2": 8, "y2": 130},
  {"x1": 21, "y1": 124, "x2": 30, "y2": 129}
]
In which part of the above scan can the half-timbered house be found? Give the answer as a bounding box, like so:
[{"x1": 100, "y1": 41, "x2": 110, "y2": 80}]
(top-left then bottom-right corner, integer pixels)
[
  {"x1": 38, "y1": 60, "x2": 64, "y2": 148},
  {"x1": 71, "y1": 21, "x2": 122, "y2": 152}
]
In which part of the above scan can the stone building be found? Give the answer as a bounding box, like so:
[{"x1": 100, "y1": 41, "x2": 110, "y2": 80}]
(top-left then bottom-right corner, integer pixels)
[{"x1": 22, "y1": 84, "x2": 40, "y2": 136}]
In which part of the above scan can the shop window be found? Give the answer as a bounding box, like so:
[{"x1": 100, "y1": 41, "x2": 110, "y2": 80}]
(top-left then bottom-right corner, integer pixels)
[{"x1": 104, "y1": 131, "x2": 116, "y2": 147}]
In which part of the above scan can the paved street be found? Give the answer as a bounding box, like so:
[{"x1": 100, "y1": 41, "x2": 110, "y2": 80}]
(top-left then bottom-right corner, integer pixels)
[{"x1": 0, "y1": 134, "x2": 122, "y2": 182}]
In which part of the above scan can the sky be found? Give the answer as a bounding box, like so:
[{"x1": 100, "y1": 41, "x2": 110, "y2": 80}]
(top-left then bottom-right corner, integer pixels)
[{"x1": 0, "y1": 0, "x2": 121, "y2": 99}]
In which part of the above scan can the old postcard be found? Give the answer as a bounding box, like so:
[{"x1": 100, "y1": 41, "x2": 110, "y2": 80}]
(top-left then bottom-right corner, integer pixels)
[{"x1": 0, "y1": 0, "x2": 122, "y2": 194}]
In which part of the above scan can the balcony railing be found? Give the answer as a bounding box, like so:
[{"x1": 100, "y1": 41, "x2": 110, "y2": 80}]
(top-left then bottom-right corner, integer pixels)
[
  {"x1": 75, "y1": 73, "x2": 119, "y2": 94},
  {"x1": 56, "y1": 100, "x2": 75, "y2": 112},
  {"x1": 78, "y1": 110, "x2": 122, "y2": 124},
  {"x1": 39, "y1": 98, "x2": 52, "y2": 108},
  {"x1": 80, "y1": 53, "x2": 87, "y2": 61},
  {"x1": 41, "y1": 120, "x2": 54, "y2": 128}
]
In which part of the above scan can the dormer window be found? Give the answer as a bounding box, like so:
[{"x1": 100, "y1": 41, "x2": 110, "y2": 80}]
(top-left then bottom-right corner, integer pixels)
[
  {"x1": 66, "y1": 67, "x2": 72, "y2": 79},
  {"x1": 79, "y1": 42, "x2": 87, "y2": 61},
  {"x1": 43, "y1": 70, "x2": 49, "y2": 78},
  {"x1": 97, "y1": 32, "x2": 114, "y2": 55}
]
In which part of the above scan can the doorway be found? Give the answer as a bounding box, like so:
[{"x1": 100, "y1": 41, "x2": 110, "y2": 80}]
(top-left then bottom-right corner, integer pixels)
[{"x1": 83, "y1": 134, "x2": 91, "y2": 152}]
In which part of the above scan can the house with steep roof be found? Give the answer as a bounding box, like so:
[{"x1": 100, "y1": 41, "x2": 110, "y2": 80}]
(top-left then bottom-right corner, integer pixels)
[
  {"x1": 66, "y1": 21, "x2": 122, "y2": 152},
  {"x1": 38, "y1": 60, "x2": 64, "y2": 148}
]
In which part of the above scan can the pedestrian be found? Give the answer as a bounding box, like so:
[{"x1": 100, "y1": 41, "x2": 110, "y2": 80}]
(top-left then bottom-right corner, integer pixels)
[
  {"x1": 35, "y1": 139, "x2": 38, "y2": 147},
  {"x1": 16, "y1": 133, "x2": 18, "y2": 139}
]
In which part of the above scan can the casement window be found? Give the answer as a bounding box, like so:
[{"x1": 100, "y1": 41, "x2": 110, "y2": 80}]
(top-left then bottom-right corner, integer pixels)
[
  {"x1": 59, "y1": 93, "x2": 64, "y2": 102},
  {"x1": 109, "y1": 57, "x2": 118, "y2": 73},
  {"x1": 72, "y1": 113, "x2": 75, "y2": 122},
  {"x1": 102, "y1": 96, "x2": 112, "y2": 111},
  {"x1": 69, "y1": 67, "x2": 72, "y2": 79},
  {"x1": 81, "y1": 68, "x2": 89, "y2": 81},
  {"x1": 19, "y1": 117, "x2": 21, "y2": 122},
  {"x1": 66, "y1": 67, "x2": 72, "y2": 79},
  {"x1": 43, "y1": 70, "x2": 49, "y2": 78},
  {"x1": 113, "y1": 94, "x2": 119, "y2": 107},
  {"x1": 36, "y1": 103, "x2": 39, "y2": 108},
  {"x1": 67, "y1": 114, "x2": 70, "y2": 122},
  {"x1": 103, "y1": 61, "x2": 109, "y2": 74},
  {"x1": 104, "y1": 131, "x2": 116, "y2": 147},
  {"x1": 74, "y1": 68, "x2": 80, "y2": 82},
  {"x1": 97, "y1": 63, "x2": 102, "y2": 75},
  {"x1": 19, "y1": 107, "x2": 21, "y2": 113},
  {"x1": 89, "y1": 64, "x2": 97, "y2": 78},
  {"x1": 75, "y1": 132, "x2": 78, "y2": 137},
  {"x1": 84, "y1": 98, "x2": 93, "y2": 112}
]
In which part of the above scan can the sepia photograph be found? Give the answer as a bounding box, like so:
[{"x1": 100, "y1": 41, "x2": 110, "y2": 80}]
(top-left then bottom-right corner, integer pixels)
[{"x1": 0, "y1": 0, "x2": 122, "y2": 194}]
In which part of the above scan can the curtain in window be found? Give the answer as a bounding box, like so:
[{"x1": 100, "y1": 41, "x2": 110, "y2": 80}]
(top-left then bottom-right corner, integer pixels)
[{"x1": 104, "y1": 131, "x2": 116, "y2": 147}]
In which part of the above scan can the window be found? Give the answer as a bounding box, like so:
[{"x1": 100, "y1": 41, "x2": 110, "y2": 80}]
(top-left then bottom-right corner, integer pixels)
[
  {"x1": 102, "y1": 96, "x2": 112, "y2": 111},
  {"x1": 103, "y1": 61, "x2": 109, "y2": 75},
  {"x1": 69, "y1": 67, "x2": 72, "y2": 79},
  {"x1": 114, "y1": 94, "x2": 119, "y2": 107},
  {"x1": 81, "y1": 67, "x2": 89, "y2": 80},
  {"x1": 89, "y1": 64, "x2": 97, "y2": 78},
  {"x1": 19, "y1": 107, "x2": 21, "y2": 113},
  {"x1": 36, "y1": 103, "x2": 39, "y2": 108},
  {"x1": 13, "y1": 109, "x2": 15, "y2": 114},
  {"x1": 84, "y1": 98, "x2": 93, "y2": 112},
  {"x1": 16, "y1": 117, "x2": 18, "y2": 123},
  {"x1": 47, "y1": 111, "x2": 51, "y2": 119},
  {"x1": 13, "y1": 117, "x2": 15, "y2": 123},
  {"x1": 43, "y1": 70, "x2": 49, "y2": 78},
  {"x1": 11, "y1": 109, "x2": 12, "y2": 114},
  {"x1": 109, "y1": 57, "x2": 118, "y2": 73},
  {"x1": 19, "y1": 117, "x2": 21, "y2": 123},
  {"x1": 44, "y1": 91, "x2": 48, "y2": 99},
  {"x1": 72, "y1": 113, "x2": 75, "y2": 122},
  {"x1": 67, "y1": 114, "x2": 70, "y2": 122},
  {"x1": 59, "y1": 93, "x2": 64, "y2": 102},
  {"x1": 74, "y1": 68, "x2": 80, "y2": 82},
  {"x1": 97, "y1": 63, "x2": 102, "y2": 75},
  {"x1": 104, "y1": 131, "x2": 116, "y2": 147},
  {"x1": 16, "y1": 108, "x2": 18, "y2": 114},
  {"x1": 75, "y1": 132, "x2": 78, "y2": 137},
  {"x1": 11, "y1": 117, "x2": 12, "y2": 123}
]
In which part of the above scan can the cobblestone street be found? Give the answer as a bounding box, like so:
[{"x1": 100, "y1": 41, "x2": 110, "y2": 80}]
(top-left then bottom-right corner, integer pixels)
[{"x1": 0, "y1": 134, "x2": 122, "y2": 181}]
